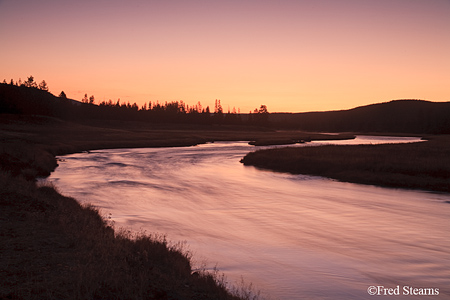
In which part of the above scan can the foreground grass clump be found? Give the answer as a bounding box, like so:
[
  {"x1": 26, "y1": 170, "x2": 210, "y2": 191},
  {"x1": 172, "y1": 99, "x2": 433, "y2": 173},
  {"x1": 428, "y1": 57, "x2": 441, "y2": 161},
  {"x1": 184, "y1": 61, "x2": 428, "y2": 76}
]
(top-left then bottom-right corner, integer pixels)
[
  {"x1": 0, "y1": 172, "x2": 256, "y2": 300},
  {"x1": 241, "y1": 136, "x2": 450, "y2": 193}
]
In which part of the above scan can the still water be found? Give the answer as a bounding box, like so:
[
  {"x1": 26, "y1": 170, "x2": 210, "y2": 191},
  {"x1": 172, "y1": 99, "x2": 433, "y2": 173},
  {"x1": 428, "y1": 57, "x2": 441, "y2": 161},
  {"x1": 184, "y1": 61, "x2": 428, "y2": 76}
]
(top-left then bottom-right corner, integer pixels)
[{"x1": 46, "y1": 136, "x2": 450, "y2": 299}]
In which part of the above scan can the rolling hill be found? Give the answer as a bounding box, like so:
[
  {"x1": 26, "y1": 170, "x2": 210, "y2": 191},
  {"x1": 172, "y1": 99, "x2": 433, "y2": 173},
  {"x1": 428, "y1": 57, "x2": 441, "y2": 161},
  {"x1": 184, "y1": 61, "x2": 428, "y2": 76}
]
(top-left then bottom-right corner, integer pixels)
[
  {"x1": 1, "y1": 83, "x2": 449, "y2": 134},
  {"x1": 270, "y1": 100, "x2": 450, "y2": 134}
]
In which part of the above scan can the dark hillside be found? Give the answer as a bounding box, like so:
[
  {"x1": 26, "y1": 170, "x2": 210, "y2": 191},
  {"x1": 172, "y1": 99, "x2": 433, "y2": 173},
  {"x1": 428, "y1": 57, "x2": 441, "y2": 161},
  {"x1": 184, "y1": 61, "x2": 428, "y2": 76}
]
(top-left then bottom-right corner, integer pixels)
[
  {"x1": 0, "y1": 84, "x2": 80, "y2": 119},
  {"x1": 0, "y1": 83, "x2": 223, "y2": 124},
  {"x1": 2, "y1": 84, "x2": 449, "y2": 134},
  {"x1": 270, "y1": 100, "x2": 450, "y2": 134}
]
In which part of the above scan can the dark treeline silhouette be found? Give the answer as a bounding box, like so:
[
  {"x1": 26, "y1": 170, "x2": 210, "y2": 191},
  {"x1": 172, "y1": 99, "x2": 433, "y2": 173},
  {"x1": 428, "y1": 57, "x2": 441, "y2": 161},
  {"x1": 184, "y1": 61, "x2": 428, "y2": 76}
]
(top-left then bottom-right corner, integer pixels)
[
  {"x1": 0, "y1": 77, "x2": 75, "y2": 118},
  {"x1": 0, "y1": 78, "x2": 270, "y2": 126},
  {"x1": 94, "y1": 98, "x2": 244, "y2": 125},
  {"x1": 3, "y1": 75, "x2": 49, "y2": 91},
  {"x1": 2, "y1": 77, "x2": 450, "y2": 133}
]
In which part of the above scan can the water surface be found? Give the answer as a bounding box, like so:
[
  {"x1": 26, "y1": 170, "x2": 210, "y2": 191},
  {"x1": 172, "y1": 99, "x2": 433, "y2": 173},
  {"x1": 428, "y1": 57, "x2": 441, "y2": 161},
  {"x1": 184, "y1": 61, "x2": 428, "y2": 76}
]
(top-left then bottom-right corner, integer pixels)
[{"x1": 47, "y1": 136, "x2": 450, "y2": 299}]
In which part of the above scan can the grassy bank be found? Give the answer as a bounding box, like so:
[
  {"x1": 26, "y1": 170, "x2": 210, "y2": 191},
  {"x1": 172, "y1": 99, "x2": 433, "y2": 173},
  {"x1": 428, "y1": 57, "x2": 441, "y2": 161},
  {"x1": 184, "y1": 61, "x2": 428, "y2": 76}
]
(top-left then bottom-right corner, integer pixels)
[
  {"x1": 241, "y1": 135, "x2": 450, "y2": 193},
  {"x1": 1, "y1": 114, "x2": 356, "y2": 299},
  {"x1": 1, "y1": 173, "x2": 250, "y2": 299}
]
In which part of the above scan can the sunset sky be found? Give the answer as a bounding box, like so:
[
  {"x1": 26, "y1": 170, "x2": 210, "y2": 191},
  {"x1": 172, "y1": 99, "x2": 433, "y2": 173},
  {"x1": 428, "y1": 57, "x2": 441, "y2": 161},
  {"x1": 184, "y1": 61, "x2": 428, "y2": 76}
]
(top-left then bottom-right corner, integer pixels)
[{"x1": 1, "y1": 0, "x2": 449, "y2": 112}]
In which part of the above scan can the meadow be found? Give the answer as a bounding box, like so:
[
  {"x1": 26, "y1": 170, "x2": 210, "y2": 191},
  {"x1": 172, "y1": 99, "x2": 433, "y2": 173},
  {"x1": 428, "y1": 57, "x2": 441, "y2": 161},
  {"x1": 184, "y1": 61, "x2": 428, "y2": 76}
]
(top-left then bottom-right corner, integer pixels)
[{"x1": 241, "y1": 135, "x2": 450, "y2": 193}]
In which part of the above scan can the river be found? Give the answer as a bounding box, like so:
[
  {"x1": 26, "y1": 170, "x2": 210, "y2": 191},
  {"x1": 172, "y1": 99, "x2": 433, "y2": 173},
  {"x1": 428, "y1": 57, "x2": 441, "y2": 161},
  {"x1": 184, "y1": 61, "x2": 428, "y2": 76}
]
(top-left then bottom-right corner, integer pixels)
[{"x1": 45, "y1": 136, "x2": 450, "y2": 299}]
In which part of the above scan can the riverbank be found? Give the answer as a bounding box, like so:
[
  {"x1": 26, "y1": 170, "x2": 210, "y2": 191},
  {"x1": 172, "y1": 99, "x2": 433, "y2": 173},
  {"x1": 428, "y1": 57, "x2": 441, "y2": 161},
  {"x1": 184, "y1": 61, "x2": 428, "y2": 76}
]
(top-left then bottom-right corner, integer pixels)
[
  {"x1": 0, "y1": 114, "x2": 354, "y2": 177},
  {"x1": 241, "y1": 135, "x2": 450, "y2": 193},
  {"x1": 1, "y1": 114, "x2": 354, "y2": 299},
  {"x1": 0, "y1": 122, "x2": 249, "y2": 299},
  {"x1": 1, "y1": 173, "x2": 251, "y2": 299}
]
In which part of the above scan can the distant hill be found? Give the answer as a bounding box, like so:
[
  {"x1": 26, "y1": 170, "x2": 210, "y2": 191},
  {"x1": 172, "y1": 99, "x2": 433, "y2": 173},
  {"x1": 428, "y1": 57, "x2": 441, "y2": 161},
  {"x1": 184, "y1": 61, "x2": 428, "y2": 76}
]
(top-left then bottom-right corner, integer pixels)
[
  {"x1": 270, "y1": 100, "x2": 450, "y2": 134},
  {"x1": 0, "y1": 83, "x2": 81, "y2": 119},
  {"x1": 1, "y1": 83, "x2": 449, "y2": 134}
]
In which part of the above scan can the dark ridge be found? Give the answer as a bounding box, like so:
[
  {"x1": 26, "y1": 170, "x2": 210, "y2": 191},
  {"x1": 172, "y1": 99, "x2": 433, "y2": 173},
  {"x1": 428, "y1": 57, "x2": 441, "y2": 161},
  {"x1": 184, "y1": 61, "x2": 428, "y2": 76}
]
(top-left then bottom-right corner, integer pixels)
[
  {"x1": 2, "y1": 83, "x2": 450, "y2": 134},
  {"x1": 269, "y1": 99, "x2": 450, "y2": 134},
  {"x1": 0, "y1": 83, "x2": 79, "y2": 118}
]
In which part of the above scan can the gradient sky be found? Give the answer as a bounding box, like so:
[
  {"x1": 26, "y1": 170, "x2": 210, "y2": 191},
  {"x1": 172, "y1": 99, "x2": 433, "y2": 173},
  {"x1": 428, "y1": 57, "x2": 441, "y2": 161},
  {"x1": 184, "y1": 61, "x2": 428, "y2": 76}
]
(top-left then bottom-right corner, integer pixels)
[{"x1": 1, "y1": 0, "x2": 449, "y2": 112}]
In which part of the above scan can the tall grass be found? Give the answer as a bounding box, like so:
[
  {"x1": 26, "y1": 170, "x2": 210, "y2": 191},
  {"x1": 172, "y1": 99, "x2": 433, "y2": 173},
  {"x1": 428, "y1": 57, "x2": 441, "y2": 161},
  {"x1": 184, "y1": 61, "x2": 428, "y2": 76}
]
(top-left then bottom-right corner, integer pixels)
[
  {"x1": 1, "y1": 172, "x2": 263, "y2": 299},
  {"x1": 241, "y1": 136, "x2": 450, "y2": 193}
]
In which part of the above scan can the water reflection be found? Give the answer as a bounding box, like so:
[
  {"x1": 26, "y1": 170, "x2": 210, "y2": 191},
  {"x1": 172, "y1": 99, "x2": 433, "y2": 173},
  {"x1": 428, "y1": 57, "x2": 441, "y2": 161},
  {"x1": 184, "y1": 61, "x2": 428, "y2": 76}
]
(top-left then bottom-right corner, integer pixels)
[{"x1": 47, "y1": 137, "x2": 449, "y2": 299}]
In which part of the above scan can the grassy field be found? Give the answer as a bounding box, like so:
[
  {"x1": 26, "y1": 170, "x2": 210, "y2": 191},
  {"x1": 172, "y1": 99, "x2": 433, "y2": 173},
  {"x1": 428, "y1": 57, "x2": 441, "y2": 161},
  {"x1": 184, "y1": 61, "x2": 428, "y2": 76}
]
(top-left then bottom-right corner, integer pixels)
[
  {"x1": 241, "y1": 135, "x2": 450, "y2": 193},
  {"x1": 1, "y1": 114, "x2": 356, "y2": 299}
]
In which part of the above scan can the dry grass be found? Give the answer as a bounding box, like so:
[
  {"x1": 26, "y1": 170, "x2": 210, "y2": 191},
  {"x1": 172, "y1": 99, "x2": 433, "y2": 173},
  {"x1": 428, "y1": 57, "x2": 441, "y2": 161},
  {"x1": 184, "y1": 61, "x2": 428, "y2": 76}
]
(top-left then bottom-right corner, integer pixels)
[
  {"x1": 0, "y1": 172, "x2": 256, "y2": 299},
  {"x1": 241, "y1": 135, "x2": 450, "y2": 193}
]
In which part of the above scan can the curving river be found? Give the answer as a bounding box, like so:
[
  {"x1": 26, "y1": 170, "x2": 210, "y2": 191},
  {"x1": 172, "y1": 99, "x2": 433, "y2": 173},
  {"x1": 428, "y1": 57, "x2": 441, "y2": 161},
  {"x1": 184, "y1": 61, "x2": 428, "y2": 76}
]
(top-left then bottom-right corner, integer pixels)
[{"x1": 46, "y1": 136, "x2": 450, "y2": 299}]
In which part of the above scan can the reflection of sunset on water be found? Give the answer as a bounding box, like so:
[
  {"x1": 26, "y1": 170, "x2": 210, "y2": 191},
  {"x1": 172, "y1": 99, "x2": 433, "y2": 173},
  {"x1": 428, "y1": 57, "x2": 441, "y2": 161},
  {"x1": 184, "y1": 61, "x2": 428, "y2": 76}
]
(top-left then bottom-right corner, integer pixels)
[{"x1": 47, "y1": 139, "x2": 450, "y2": 299}]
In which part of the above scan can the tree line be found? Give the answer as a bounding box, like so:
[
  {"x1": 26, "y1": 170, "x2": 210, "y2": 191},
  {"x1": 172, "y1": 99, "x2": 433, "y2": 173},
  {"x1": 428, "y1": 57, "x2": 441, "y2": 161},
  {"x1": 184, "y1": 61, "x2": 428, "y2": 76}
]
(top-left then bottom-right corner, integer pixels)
[
  {"x1": 1, "y1": 76, "x2": 270, "y2": 126},
  {"x1": 3, "y1": 75, "x2": 49, "y2": 92}
]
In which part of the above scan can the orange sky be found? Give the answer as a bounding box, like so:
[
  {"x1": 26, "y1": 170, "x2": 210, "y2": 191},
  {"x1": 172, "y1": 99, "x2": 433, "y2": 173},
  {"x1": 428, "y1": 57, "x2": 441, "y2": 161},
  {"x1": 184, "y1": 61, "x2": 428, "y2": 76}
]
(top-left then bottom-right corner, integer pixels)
[{"x1": 1, "y1": 0, "x2": 449, "y2": 113}]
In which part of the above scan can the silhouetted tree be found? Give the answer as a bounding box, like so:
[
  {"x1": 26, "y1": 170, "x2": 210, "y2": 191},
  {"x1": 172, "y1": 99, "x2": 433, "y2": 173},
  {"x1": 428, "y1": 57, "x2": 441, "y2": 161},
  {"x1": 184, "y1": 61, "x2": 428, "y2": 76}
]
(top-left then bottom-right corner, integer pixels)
[
  {"x1": 89, "y1": 95, "x2": 95, "y2": 104},
  {"x1": 213, "y1": 99, "x2": 224, "y2": 123},
  {"x1": 59, "y1": 91, "x2": 67, "y2": 98},
  {"x1": 81, "y1": 94, "x2": 88, "y2": 103},
  {"x1": 38, "y1": 80, "x2": 49, "y2": 91},
  {"x1": 258, "y1": 105, "x2": 268, "y2": 114},
  {"x1": 214, "y1": 99, "x2": 223, "y2": 114},
  {"x1": 250, "y1": 105, "x2": 270, "y2": 126},
  {"x1": 24, "y1": 75, "x2": 37, "y2": 88}
]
